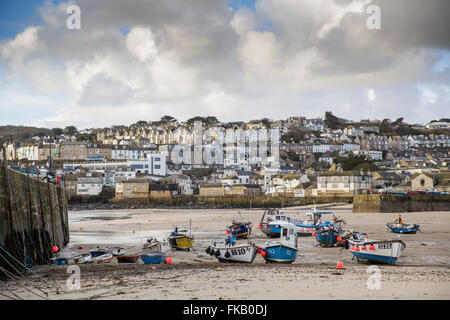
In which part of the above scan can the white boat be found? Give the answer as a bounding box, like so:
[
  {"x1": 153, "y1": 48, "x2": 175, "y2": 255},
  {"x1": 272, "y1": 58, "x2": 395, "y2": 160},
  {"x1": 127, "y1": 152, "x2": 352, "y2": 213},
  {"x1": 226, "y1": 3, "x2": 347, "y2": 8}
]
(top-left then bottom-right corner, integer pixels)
[
  {"x1": 206, "y1": 237, "x2": 258, "y2": 263},
  {"x1": 88, "y1": 253, "x2": 114, "y2": 264},
  {"x1": 261, "y1": 226, "x2": 298, "y2": 263},
  {"x1": 68, "y1": 254, "x2": 92, "y2": 264},
  {"x1": 142, "y1": 236, "x2": 171, "y2": 253},
  {"x1": 347, "y1": 238, "x2": 406, "y2": 265}
]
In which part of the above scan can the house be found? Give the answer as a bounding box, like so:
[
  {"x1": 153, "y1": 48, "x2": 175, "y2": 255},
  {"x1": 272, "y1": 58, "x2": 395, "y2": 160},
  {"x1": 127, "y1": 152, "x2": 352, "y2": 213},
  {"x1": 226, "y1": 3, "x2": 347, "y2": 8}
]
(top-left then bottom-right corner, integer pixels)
[
  {"x1": 166, "y1": 174, "x2": 193, "y2": 195},
  {"x1": 115, "y1": 178, "x2": 150, "y2": 198},
  {"x1": 317, "y1": 171, "x2": 373, "y2": 195},
  {"x1": 149, "y1": 183, "x2": 178, "y2": 198},
  {"x1": 77, "y1": 172, "x2": 103, "y2": 195},
  {"x1": 372, "y1": 171, "x2": 402, "y2": 188},
  {"x1": 199, "y1": 183, "x2": 225, "y2": 197},
  {"x1": 62, "y1": 174, "x2": 78, "y2": 195},
  {"x1": 224, "y1": 184, "x2": 262, "y2": 197},
  {"x1": 411, "y1": 172, "x2": 450, "y2": 192}
]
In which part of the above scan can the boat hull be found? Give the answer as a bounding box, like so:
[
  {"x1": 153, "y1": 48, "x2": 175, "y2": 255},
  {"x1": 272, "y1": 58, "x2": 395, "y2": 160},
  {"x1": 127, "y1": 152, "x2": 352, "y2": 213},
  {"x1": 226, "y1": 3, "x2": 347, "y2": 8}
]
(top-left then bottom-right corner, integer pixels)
[
  {"x1": 209, "y1": 244, "x2": 258, "y2": 263},
  {"x1": 169, "y1": 236, "x2": 194, "y2": 250},
  {"x1": 348, "y1": 240, "x2": 406, "y2": 265},
  {"x1": 263, "y1": 244, "x2": 297, "y2": 264},
  {"x1": 315, "y1": 230, "x2": 338, "y2": 247},
  {"x1": 227, "y1": 223, "x2": 251, "y2": 239},
  {"x1": 386, "y1": 223, "x2": 419, "y2": 234},
  {"x1": 116, "y1": 255, "x2": 139, "y2": 263},
  {"x1": 141, "y1": 252, "x2": 167, "y2": 264}
]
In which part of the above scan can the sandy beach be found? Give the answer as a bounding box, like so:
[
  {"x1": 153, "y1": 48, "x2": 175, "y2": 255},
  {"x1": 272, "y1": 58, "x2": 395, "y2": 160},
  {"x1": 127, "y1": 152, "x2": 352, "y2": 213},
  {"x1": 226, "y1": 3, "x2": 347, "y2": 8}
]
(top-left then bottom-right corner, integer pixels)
[{"x1": 2, "y1": 204, "x2": 450, "y2": 300}]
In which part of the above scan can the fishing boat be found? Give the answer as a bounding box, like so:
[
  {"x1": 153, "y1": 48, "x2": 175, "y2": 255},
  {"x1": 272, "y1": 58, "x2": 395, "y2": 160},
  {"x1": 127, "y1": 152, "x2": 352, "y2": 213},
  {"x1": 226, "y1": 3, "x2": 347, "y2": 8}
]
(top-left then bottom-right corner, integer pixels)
[
  {"x1": 168, "y1": 224, "x2": 194, "y2": 251},
  {"x1": 260, "y1": 226, "x2": 298, "y2": 264},
  {"x1": 142, "y1": 236, "x2": 162, "y2": 251},
  {"x1": 206, "y1": 236, "x2": 258, "y2": 263},
  {"x1": 140, "y1": 251, "x2": 167, "y2": 264},
  {"x1": 50, "y1": 257, "x2": 68, "y2": 265},
  {"x1": 107, "y1": 247, "x2": 126, "y2": 256},
  {"x1": 89, "y1": 247, "x2": 108, "y2": 257},
  {"x1": 258, "y1": 209, "x2": 298, "y2": 238},
  {"x1": 386, "y1": 215, "x2": 420, "y2": 234},
  {"x1": 347, "y1": 238, "x2": 406, "y2": 265},
  {"x1": 294, "y1": 210, "x2": 333, "y2": 236},
  {"x1": 89, "y1": 253, "x2": 114, "y2": 264},
  {"x1": 226, "y1": 220, "x2": 252, "y2": 239},
  {"x1": 116, "y1": 253, "x2": 140, "y2": 263},
  {"x1": 314, "y1": 216, "x2": 345, "y2": 247},
  {"x1": 68, "y1": 254, "x2": 92, "y2": 265}
]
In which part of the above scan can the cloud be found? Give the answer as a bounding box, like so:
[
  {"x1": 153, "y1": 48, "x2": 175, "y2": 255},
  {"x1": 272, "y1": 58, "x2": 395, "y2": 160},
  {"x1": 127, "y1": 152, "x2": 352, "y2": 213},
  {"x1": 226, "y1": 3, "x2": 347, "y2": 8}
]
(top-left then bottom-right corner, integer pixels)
[{"x1": 0, "y1": 0, "x2": 449, "y2": 128}]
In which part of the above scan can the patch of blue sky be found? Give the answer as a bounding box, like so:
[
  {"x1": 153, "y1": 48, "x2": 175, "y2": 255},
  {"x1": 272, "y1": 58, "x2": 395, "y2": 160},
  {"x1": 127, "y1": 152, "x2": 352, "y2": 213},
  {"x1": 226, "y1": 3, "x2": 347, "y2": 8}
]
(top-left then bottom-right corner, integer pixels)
[
  {"x1": 432, "y1": 50, "x2": 450, "y2": 73},
  {"x1": 0, "y1": 0, "x2": 68, "y2": 39},
  {"x1": 228, "y1": 0, "x2": 256, "y2": 11}
]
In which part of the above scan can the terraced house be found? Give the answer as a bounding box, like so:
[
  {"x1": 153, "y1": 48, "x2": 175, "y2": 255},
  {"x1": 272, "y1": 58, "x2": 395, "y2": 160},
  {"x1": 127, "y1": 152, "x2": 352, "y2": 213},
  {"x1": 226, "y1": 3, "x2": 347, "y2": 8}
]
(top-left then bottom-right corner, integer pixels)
[{"x1": 317, "y1": 171, "x2": 373, "y2": 195}]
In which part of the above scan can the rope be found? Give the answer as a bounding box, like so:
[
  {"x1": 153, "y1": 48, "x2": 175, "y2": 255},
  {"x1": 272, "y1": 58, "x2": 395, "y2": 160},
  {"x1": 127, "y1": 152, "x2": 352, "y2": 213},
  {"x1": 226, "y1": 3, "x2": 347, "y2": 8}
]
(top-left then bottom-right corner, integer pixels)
[
  {"x1": 0, "y1": 264, "x2": 48, "y2": 300},
  {"x1": 0, "y1": 280, "x2": 23, "y2": 300},
  {"x1": 0, "y1": 245, "x2": 65, "y2": 293}
]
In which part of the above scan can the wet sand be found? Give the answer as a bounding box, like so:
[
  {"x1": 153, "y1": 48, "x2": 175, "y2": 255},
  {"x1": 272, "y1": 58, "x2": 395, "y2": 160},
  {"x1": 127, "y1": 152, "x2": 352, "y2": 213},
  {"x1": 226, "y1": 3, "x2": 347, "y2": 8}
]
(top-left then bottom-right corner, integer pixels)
[{"x1": 2, "y1": 204, "x2": 450, "y2": 300}]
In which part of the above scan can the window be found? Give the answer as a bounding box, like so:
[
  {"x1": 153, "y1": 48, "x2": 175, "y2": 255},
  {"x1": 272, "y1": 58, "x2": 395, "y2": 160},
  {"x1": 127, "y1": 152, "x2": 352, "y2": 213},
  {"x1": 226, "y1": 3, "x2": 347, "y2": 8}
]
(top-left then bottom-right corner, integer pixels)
[{"x1": 155, "y1": 165, "x2": 161, "y2": 169}]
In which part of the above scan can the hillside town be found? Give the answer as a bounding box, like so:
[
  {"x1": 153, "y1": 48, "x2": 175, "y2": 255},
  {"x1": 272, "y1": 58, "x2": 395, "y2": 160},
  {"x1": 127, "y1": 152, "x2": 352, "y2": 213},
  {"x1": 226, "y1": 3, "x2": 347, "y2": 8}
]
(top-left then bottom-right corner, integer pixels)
[{"x1": 1, "y1": 113, "x2": 449, "y2": 202}]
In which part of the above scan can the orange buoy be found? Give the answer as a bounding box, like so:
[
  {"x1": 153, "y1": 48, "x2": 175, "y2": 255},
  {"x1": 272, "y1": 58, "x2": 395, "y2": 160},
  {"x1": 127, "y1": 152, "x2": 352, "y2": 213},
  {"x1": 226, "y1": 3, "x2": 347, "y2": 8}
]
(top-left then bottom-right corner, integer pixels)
[
  {"x1": 312, "y1": 232, "x2": 316, "y2": 237},
  {"x1": 337, "y1": 261, "x2": 344, "y2": 269},
  {"x1": 366, "y1": 234, "x2": 369, "y2": 239},
  {"x1": 257, "y1": 249, "x2": 262, "y2": 254},
  {"x1": 369, "y1": 245, "x2": 375, "y2": 250},
  {"x1": 165, "y1": 257, "x2": 172, "y2": 264},
  {"x1": 151, "y1": 266, "x2": 156, "y2": 271},
  {"x1": 354, "y1": 247, "x2": 360, "y2": 251},
  {"x1": 350, "y1": 246, "x2": 355, "y2": 250},
  {"x1": 261, "y1": 251, "x2": 267, "y2": 257},
  {"x1": 52, "y1": 246, "x2": 58, "y2": 253},
  {"x1": 361, "y1": 246, "x2": 367, "y2": 250},
  {"x1": 258, "y1": 224, "x2": 262, "y2": 229},
  {"x1": 336, "y1": 236, "x2": 342, "y2": 242},
  {"x1": 78, "y1": 245, "x2": 83, "y2": 249}
]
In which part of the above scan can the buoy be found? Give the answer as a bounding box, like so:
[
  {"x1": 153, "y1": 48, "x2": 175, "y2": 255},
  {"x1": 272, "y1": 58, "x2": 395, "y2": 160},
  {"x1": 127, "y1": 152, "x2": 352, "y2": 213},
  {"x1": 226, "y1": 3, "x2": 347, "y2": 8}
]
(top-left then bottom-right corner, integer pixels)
[
  {"x1": 369, "y1": 245, "x2": 375, "y2": 250},
  {"x1": 312, "y1": 233, "x2": 316, "y2": 237},
  {"x1": 336, "y1": 236, "x2": 342, "y2": 242},
  {"x1": 355, "y1": 247, "x2": 360, "y2": 251},
  {"x1": 350, "y1": 246, "x2": 355, "y2": 250},
  {"x1": 215, "y1": 250, "x2": 221, "y2": 257},
  {"x1": 258, "y1": 224, "x2": 262, "y2": 229},
  {"x1": 366, "y1": 234, "x2": 369, "y2": 239},
  {"x1": 78, "y1": 245, "x2": 83, "y2": 249},
  {"x1": 337, "y1": 261, "x2": 344, "y2": 269},
  {"x1": 225, "y1": 230, "x2": 230, "y2": 235},
  {"x1": 261, "y1": 251, "x2": 267, "y2": 257},
  {"x1": 361, "y1": 246, "x2": 367, "y2": 250},
  {"x1": 165, "y1": 257, "x2": 172, "y2": 264},
  {"x1": 151, "y1": 266, "x2": 156, "y2": 271},
  {"x1": 257, "y1": 249, "x2": 262, "y2": 254},
  {"x1": 205, "y1": 247, "x2": 211, "y2": 254},
  {"x1": 224, "y1": 251, "x2": 231, "y2": 258},
  {"x1": 217, "y1": 267, "x2": 221, "y2": 271},
  {"x1": 79, "y1": 227, "x2": 83, "y2": 231},
  {"x1": 52, "y1": 246, "x2": 58, "y2": 253},
  {"x1": 209, "y1": 249, "x2": 215, "y2": 256}
]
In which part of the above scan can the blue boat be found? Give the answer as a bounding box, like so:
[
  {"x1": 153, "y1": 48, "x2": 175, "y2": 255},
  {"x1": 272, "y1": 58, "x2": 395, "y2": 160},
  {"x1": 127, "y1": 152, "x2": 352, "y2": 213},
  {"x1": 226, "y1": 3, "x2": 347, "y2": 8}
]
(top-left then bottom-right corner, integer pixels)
[
  {"x1": 386, "y1": 215, "x2": 420, "y2": 234},
  {"x1": 90, "y1": 248, "x2": 108, "y2": 257},
  {"x1": 294, "y1": 210, "x2": 334, "y2": 236},
  {"x1": 226, "y1": 220, "x2": 252, "y2": 239},
  {"x1": 261, "y1": 227, "x2": 298, "y2": 263},
  {"x1": 258, "y1": 209, "x2": 297, "y2": 238},
  {"x1": 140, "y1": 251, "x2": 167, "y2": 264},
  {"x1": 314, "y1": 218, "x2": 345, "y2": 247}
]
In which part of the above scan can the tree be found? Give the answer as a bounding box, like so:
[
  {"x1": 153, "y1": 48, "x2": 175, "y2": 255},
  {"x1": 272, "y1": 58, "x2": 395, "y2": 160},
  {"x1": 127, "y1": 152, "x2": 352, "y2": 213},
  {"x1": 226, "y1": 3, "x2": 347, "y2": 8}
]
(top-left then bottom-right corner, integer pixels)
[
  {"x1": 324, "y1": 111, "x2": 340, "y2": 129},
  {"x1": 64, "y1": 126, "x2": 78, "y2": 136},
  {"x1": 160, "y1": 115, "x2": 177, "y2": 123},
  {"x1": 51, "y1": 128, "x2": 63, "y2": 136}
]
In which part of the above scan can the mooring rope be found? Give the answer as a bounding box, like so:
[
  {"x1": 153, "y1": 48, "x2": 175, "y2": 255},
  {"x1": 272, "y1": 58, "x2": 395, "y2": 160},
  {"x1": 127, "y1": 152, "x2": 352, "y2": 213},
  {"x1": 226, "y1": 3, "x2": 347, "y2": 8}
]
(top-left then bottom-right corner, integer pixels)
[
  {"x1": 0, "y1": 280, "x2": 23, "y2": 300},
  {"x1": 0, "y1": 264, "x2": 48, "y2": 300}
]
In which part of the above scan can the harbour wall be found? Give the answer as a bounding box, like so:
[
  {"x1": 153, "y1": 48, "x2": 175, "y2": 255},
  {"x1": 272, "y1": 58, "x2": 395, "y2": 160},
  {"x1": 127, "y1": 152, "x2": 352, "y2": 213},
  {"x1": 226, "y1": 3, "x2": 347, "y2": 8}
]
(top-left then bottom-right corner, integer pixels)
[
  {"x1": 353, "y1": 194, "x2": 450, "y2": 213},
  {"x1": 0, "y1": 161, "x2": 69, "y2": 278}
]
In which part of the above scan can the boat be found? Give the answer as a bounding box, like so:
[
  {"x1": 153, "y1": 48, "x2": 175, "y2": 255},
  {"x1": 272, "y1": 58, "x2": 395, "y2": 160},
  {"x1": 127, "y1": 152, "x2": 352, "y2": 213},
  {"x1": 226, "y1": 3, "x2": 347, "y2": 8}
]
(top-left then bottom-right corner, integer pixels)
[
  {"x1": 140, "y1": 251, "x2": 167, "y2": 264},
  {"x1": 206, "y1": 236, "x2": 258, "y2": 263},
  {"x1": 294, "y1": 210, "x2": 334, "y2": 236},
  {"x1": 168, "y1": 224, "x2": 194, "y2": 251},
  {"x1": 386, "y1": 214, "x2": 420, "y2": 234},
  {"x1": 50, "y1": 257, "x2": 68, "y2": 265},
  {"x1": 68, "y1": 254, "x2": 92, "y2": 265},
  {"x1": 90, "y1": 247, "x2": 108, "y2": 257},
  {"x1": 258, "y1": 209, "x2": 298, "y2": 238},
  {"x1": 107, "y1": 247, "x2": 126, "y2": 256},
  {"x1": 226, "y1": 220, "x2": 252, "y2": 239},
  {"x1": 116, "y1": 253, "x2": 140, "y2": 263},
  {"x1": 347, "y1": 238, "x2": 406, "y2": 265},
  {"x1": 89, "y1": 253, "x2": 114, "y2": 264},
  {"x1": 142, "y1": 236, "x2": 162, "y2": 251},
  {"x1": 314, "y1": 216, "x2": 345, "y2": 247},
  {"x1": 260, "y1": 226, "x2": 298, "y2": 263}
]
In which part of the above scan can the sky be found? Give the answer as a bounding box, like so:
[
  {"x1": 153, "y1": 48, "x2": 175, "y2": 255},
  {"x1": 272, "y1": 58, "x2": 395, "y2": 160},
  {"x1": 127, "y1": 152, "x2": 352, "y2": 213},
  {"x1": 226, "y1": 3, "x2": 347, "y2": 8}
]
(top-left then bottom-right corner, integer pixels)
[{"x1": 0, "y1": 0, "x2": 449, "y2": 130}]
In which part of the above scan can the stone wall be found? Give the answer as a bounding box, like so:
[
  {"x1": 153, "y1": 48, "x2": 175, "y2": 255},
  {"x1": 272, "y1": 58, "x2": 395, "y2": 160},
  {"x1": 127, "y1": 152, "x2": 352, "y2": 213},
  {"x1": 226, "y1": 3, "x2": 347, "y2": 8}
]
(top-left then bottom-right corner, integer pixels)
[
  {"x1": 0, "y1": 164, "x2": 69, "y2": 277},
  {"x1": 353, "y1": 194, "x2": 450, "y2": 213}
]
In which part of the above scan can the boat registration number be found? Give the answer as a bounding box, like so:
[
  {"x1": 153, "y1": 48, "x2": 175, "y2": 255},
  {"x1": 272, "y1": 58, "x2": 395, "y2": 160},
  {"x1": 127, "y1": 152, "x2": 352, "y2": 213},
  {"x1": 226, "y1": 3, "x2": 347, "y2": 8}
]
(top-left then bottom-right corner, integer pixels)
[
  {"x1": 230, "y1": 249, "x2": 247, "y2": 255},
  {"x1": 377, "y1": 243, "x2": 392, "y2": 249}
]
